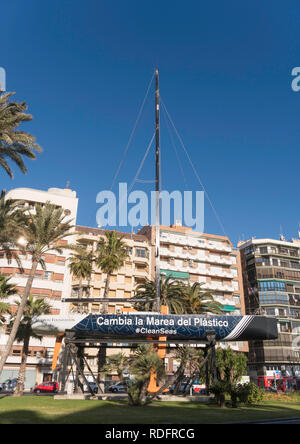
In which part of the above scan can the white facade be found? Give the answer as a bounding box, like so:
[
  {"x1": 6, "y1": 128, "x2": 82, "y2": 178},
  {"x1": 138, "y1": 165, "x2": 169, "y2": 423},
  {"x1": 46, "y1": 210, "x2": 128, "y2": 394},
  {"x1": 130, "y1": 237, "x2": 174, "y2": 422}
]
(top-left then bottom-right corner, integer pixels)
[{"x1": 0, "y1": 187, "x2": 78, "y2": 387}]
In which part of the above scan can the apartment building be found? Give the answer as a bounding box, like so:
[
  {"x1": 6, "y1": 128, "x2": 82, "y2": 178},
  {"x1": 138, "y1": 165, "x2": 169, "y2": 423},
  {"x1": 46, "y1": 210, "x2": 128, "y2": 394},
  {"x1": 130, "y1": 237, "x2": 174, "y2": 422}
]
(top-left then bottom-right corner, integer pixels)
[
  {"x1": 238, "y1": 237, "x2": 300, "y2": 382},
  {"x1": 65, "y1": 226, "x2": 153, "y2": 315},
  {"x1": 139, "y1": 222, "x2": 247, "y2": 354},
  {"x1": 0, "y1": 187, "x2": 78, "y2": 388}
]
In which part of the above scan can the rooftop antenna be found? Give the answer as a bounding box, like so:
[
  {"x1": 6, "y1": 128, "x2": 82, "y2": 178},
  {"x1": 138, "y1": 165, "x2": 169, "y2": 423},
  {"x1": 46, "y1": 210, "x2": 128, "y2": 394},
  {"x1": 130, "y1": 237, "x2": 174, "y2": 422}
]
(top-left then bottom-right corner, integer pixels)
[{"x1": 280, "y1": 225, "x2": 285, "y2": 241}]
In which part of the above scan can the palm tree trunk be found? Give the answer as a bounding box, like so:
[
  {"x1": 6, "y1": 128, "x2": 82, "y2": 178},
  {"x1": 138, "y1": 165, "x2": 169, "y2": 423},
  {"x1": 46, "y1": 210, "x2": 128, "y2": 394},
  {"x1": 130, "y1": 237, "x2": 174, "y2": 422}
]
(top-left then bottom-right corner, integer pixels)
[
  {"x1": 13, "y1": 335, "x2": 30, "y2": 397},
  {"x1": 139, "y1": 379, "x2": 150, "y2": 406},
  {"x1": 103, "y1": 273, "x2": 111, "y2": 314},
  {"x1": 0, "y1": 259, "x2": 39, "y2": 376},
  {"x1": 79, "y1": 277, "x2": 83, "y2": 314}
]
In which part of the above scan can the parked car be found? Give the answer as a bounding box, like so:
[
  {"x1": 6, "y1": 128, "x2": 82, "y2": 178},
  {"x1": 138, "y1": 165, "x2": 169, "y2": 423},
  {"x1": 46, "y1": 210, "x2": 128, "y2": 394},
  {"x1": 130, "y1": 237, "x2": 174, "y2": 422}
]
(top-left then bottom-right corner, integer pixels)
[
  {"x1": 33, "y1": 382, "x2": 59, "y2": 394},
  {"x1": 84, "y1": 382, "x2": 98, "y2": 394},
  {"x1": 108, "y1": 381, "x2": 127, "y2": 393},
  {"x1": 0, "y1": 378, "x2": 17, "y2": 393},
  {"x1": 169, "y1": 381, "x2": 206, "y2": 395},
  {"x1": 169, "y1": 383, "x2": 190, "y2": 394}
]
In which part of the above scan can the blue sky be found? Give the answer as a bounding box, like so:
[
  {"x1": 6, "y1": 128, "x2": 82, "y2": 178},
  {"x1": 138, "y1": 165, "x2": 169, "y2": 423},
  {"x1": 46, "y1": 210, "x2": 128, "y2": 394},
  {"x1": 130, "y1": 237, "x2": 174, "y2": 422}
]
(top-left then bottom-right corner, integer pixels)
[{"x1": 1, "y1": 0, "x2": 300, "y2": 245}]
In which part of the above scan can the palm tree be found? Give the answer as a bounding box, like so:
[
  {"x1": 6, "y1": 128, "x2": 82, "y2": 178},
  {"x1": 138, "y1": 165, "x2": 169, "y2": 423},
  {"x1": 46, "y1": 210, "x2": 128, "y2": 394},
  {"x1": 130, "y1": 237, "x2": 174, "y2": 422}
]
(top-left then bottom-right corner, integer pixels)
[
  {"x1": 0, "y1": 190, "x2": 25, "y2": 267},
  {"x1": 0, "y1": 91, "x2": 42, "y2": 178},
  {"x1": 11, "y1": 295, "x2": 51, "y2": 397},
  {"x1": 0, "y1": 275, "x2": 18, "y2": 324},
  {"x1": 172, "y1": 345, "x2": 204, "y2": 395},
  {"x1": 133, "y1": 276, "x2": 186, "y2": 314},
  {"x1": 95, "y1": 231, "x2": 128, "y2": 313},
  {"x1": 68, "y1": 244, "x2": 94, "y2": 313},
  {"x1": 0, "y1": 201, "x2": 74, "y2": 376},
  {"x1": 182, "y1": 282, "x2": 224, "y2": 315},
  {"x1": 127, "y1": 345, "x2": 165, "y2": 406}
]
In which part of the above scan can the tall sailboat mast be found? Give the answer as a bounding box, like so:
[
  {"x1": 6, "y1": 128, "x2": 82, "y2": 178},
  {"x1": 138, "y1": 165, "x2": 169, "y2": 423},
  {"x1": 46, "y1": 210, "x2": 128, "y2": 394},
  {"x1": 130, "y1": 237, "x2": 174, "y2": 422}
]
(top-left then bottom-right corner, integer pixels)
[{"x1": 155, "y1": 69, "x2": 161, "y2": 312}]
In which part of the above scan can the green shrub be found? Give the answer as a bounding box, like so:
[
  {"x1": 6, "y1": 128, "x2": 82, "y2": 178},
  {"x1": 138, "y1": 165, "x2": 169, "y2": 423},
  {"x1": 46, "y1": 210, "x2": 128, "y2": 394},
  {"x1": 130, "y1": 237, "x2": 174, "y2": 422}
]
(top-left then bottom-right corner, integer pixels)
[
  {"x1": 237, "y1": 383, "x2": 264, "y2": 405},
  {"x1": 210, "y1": 381, "x2": 228, "y2": 407}
]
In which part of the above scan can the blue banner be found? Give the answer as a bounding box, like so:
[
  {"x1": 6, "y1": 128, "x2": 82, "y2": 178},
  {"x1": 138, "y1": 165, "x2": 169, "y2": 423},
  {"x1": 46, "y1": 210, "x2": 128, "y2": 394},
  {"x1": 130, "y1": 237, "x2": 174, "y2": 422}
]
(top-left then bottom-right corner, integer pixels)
[{"x1": 73, "y1": 314, "x2": 278, "y2": 341}]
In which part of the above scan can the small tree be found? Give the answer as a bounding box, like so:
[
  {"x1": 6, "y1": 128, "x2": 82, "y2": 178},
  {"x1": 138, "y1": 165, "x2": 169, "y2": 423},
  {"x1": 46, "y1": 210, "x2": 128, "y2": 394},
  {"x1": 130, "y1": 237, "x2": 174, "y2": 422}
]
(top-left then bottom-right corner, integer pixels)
[
  {"x1": 95, "y1": 231, "x2": 128, "y2": 314},
  {"x1": 127, "y1": 345, "x2": 165, "y2": 406},
  {"x1": 172, "y1": 346, "x2": 204, "y2": 395},
  {"x1": 212, "y1": 347, "x2": 248, "y2": 407},
  {"x1": 101, "y1": 345, "x2": 165, "y2": 406},
  {"x1": 101, "y1": 352, "x2": 130, "y2": 389},
  {"x1": 0, "y1": 201, "x2": 73, "y2": 377},
  {"x1": 10, "y1": 295, "x2": 51, "y2": 396},
  {"x1": 68, "y1": 244, "x2": 94, "y2": 313}
]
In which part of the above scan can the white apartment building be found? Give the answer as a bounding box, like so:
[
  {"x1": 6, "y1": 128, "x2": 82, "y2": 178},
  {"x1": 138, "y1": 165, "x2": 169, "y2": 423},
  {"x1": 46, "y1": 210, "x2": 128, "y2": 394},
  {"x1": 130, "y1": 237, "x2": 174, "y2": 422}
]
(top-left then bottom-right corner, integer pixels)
[
  {"x1": 65, "y1": 225, "x2": 153, "y2": 315},
  {"x1": 0, "y1": 187, "x2": 78, "y2": 388},
  {"x1": 139, "y1": 223, "x2": 248, "y2": 354}
]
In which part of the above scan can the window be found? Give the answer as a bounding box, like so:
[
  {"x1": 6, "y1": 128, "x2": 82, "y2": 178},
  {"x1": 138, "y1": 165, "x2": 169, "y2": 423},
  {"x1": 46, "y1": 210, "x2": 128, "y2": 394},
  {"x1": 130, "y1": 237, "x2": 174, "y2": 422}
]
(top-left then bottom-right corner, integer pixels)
[
  {"x1": 259, "y1": 293, "x2": 288, "y2": 305},
  {"x1": 291, "y1": 261, "x2": 300, "y2": 269},
  {"x1": 12, "y1": 349, "x2": 21, "y2": 356},
  {"x1": 118, "y1": 274, "x2": 125, "y2": 283},
  {"x1": 92, "y1": 304, "x2": 100, "y2": 313},
  {"x1": 136, "y1": 248, "x2": 147, "y2": 258},
  {"x1": 260, "y1": 247, "x2": 268, "y2": 254},
  {"x1": 259, "y1": 280, "x2": 286, "y2": 292},
  {"x1": 266, "y1": 308, "x2": 276, "y2": 316},
  {"x1": 245, "y1": 246, "x2": 254, "y2": 255},
  {"x1": 281, "y1": 260, "x2": 289, "y2": 268},
  {"x1": 44, "y1": 271, "x2": 52, "y2": 280},
  {"x1": 233, "y1": 295, "x2": 240, "y2": 305}
]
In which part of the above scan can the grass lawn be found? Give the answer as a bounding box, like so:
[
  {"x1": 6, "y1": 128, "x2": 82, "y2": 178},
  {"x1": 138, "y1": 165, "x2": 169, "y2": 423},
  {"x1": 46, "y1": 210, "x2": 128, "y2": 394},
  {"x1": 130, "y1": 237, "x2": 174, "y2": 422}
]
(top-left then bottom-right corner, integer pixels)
[{"x1": 0, "y1": 395, "x2": 299, "y2": 424}]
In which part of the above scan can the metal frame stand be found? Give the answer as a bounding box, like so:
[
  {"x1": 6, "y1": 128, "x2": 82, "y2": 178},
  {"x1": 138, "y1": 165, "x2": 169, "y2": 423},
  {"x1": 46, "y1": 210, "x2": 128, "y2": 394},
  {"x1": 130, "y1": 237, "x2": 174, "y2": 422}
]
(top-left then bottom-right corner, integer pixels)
[{"x1": 59, "y1": 329, "x2": 219, "y2": 396}]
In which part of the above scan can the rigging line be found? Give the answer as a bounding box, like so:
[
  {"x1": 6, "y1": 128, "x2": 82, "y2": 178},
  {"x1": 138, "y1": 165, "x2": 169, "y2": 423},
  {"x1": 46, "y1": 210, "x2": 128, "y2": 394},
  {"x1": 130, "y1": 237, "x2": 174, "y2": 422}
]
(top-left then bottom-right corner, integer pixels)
[
  {"x1": 160, "y1": 98, "x2": 227, "y2": 237},
  {"x1": 117, "y1": 131, "x2": 156, "y2": 219},
  {"x1": 110, "y1": 71, "x2": 155, "y2": 191},
  {"x1": 128, "y1": 132, "x2": 156, "y2": 195},
  {"x1": 161, "y1": 103, "x2": 189, "y2": 189}
]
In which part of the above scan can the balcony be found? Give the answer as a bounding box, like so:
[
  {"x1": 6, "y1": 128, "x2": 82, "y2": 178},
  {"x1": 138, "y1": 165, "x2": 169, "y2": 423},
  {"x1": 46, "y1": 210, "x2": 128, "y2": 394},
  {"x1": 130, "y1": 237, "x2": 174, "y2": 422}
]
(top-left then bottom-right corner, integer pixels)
[
  {"x1": 257, "y1": 267, "x2": 300, "y2": 281},
  {"x1": 159, "y1": 233, "x2": 232, "y2": 253}
]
